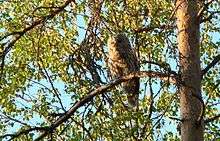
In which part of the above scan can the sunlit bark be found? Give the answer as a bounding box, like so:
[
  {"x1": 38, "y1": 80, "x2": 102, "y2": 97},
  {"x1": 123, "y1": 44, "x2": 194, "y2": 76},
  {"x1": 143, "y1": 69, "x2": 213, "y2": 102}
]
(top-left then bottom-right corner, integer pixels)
[{"x1": 176, "y1": 0, "x2": 204, "y2": 140}]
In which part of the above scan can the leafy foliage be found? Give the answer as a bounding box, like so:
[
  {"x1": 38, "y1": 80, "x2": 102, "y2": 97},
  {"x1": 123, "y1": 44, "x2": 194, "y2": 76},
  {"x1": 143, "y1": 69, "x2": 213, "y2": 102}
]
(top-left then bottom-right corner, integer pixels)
[{"x1": 0, "y1": 0, "x2": 220, "y2": 140}]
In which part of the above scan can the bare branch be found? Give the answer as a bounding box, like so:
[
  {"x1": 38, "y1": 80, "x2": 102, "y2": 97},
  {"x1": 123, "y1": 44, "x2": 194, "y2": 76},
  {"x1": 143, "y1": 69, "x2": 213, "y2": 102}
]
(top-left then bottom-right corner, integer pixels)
[{"x1": 34, "y1": 71, "x2": 179, "y2": 140}]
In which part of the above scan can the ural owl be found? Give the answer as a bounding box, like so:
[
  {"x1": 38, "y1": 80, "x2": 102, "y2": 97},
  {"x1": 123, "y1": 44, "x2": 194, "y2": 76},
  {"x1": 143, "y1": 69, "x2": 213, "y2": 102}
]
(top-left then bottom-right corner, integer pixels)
[{"x1": 107, "y1": 34, "x2": 139, "y2": 107}]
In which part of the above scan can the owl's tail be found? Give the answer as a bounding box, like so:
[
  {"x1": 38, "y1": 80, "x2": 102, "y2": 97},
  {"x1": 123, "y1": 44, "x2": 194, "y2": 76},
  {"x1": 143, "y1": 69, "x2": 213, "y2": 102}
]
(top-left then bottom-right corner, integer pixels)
[
  {"x1": 127, "y1": 94, "x2": 138, "y2": 107},
  {"x1": 123, "y1": 78, "x2": 139, "y2": 108}
]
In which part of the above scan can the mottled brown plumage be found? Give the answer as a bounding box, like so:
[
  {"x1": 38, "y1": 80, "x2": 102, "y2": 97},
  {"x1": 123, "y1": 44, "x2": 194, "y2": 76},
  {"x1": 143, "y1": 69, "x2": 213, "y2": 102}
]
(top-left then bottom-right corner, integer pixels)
[{"x1": 107, "y1": 34, "x2": 139, "y2": 107}]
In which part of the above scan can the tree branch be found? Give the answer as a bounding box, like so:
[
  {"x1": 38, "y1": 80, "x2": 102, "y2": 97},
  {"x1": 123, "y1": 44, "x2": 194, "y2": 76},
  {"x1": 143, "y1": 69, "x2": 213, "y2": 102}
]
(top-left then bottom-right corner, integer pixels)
[
  {"x1": 200, "y1": 11, "x2": 220, "y2": 23},
  {"x1": 142, "y1": 60, "x2": 177, "y2": 75},
  {"x1": 204, "y1": 113, "x2": 220, "y2": 124},
  {"x1": 0, "y1": 113, "x2": 29, "y2": 127},
  {"x1": 134, "y1": 24, "x2": 174, "y2": 33},
  {"x1": 197, "y1": 0, "x2": 216, "y2": 19},
  {"x1": 0, "y1": 0, "x2": 76, "y2": 82},
  {"x1": 39, "y1": 57, "x2": 66, "y2": 112},
  {"x1": 202, "y1": 54, "x2": 220, "y2": 77},
  {"x1": 0, "y1": 127, "x2": 48, "y2": 140},
  {"x1": 0, "y1": 1, "x2": 76, "y2": 65},
  {"x1": 34, "y1": 71, "x2": 178, "y2": 140}
]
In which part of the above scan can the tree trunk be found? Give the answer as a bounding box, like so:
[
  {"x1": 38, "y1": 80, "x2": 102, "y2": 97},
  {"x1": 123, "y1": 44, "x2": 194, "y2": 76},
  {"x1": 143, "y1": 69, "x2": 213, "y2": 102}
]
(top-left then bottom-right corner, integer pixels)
[{"x1": 176, "y1": 0, "x2": 204, "y2": 141}]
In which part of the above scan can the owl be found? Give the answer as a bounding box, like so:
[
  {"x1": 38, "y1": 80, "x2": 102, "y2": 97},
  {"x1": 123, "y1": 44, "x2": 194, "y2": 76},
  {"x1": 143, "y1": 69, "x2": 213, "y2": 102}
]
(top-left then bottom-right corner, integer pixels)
[{"x1": 107, "y1": 34, "x2": 139, "y2": 107}]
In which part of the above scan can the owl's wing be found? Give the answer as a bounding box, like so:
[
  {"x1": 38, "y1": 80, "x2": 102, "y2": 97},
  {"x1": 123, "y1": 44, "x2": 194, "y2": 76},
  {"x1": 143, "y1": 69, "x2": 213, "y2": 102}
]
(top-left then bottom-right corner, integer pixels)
[
  {"x1": 108, "y1": 57, "x2": 128, "y2": 79},
  {"x1": 123, "y1": 47, "x2": 139, "y2": 72}
]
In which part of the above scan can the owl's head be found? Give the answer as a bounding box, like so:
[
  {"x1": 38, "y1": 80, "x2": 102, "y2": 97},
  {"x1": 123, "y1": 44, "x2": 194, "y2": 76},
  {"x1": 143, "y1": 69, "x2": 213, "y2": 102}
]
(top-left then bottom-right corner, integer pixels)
[{"x1": 107, "y1": 33, "x2": 130, "y2": 51}]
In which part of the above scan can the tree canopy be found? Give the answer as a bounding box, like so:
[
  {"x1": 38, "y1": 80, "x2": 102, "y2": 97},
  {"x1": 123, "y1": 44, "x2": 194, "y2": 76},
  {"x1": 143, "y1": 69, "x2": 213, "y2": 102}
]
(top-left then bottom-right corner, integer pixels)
[{"x1": 0, "y1": 0, "x2": 220, "y2": 140}]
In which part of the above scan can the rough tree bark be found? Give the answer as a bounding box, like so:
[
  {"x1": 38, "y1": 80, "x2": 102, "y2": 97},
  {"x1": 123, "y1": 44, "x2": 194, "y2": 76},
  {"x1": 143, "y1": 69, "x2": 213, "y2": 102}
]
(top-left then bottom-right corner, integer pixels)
[{"x1": 176, "y1": 0, "x2": 204, "y2": 141}]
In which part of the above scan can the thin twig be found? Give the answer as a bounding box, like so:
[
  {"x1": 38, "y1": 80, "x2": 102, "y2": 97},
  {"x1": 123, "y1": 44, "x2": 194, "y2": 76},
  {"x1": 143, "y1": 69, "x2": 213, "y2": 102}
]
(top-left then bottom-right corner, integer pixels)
[
  {"x1": 0, "y1": 127, "x2": 48, "y2": 140},
  {"x1": 0, "y1": 113, "x2": 29, "y2": 127},
  {"x1": 38, "y1": 57, "x2": 66, "y2": 112}
]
